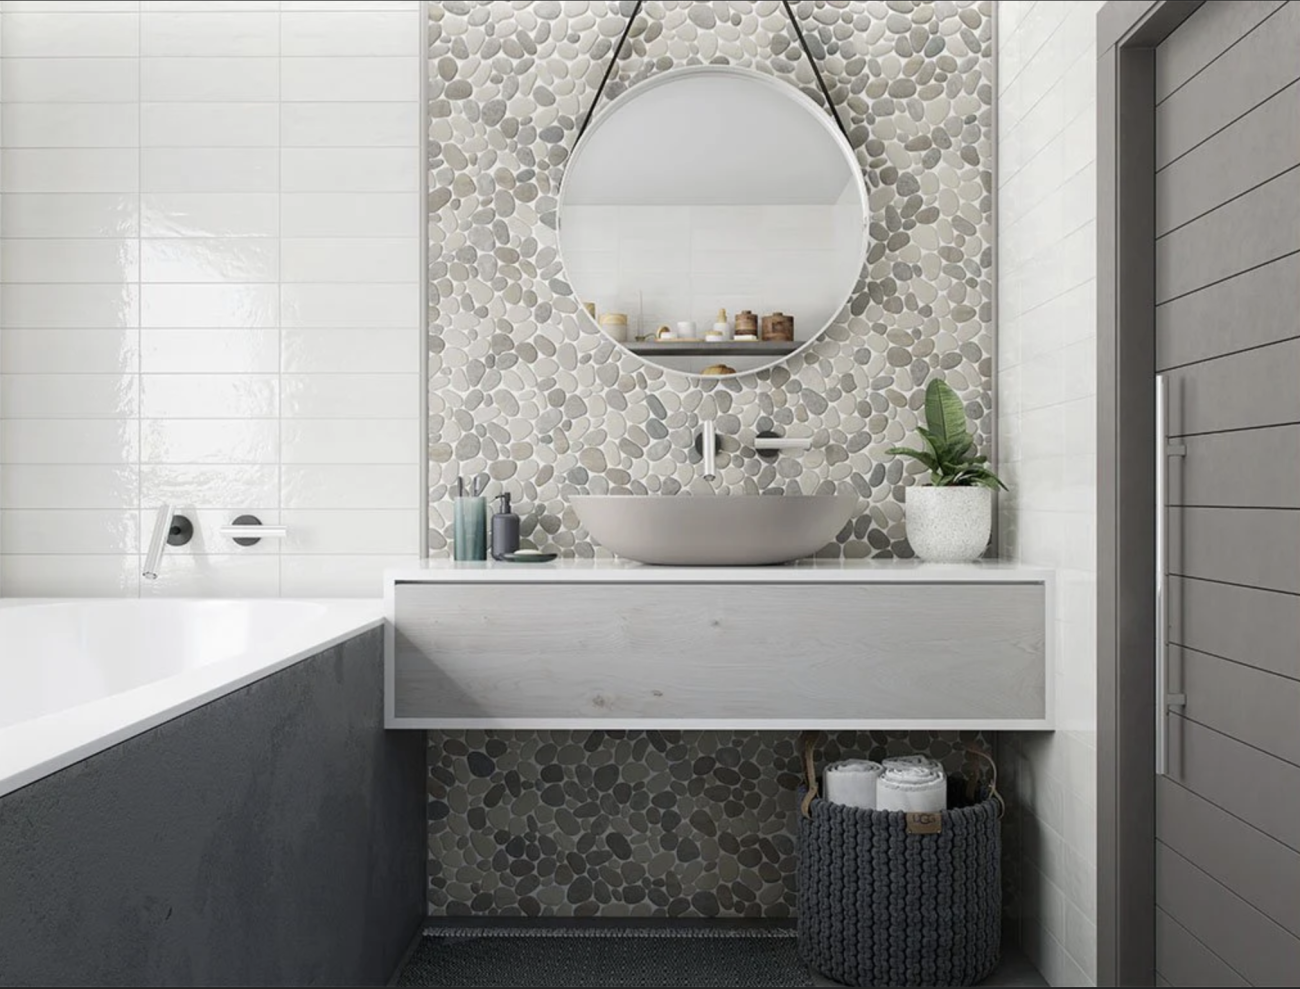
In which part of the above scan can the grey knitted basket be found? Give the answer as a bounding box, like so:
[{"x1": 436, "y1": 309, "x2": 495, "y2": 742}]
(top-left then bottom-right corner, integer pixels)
[{"x1": 795, "y1": 737, "x2": 1002, "y2": 987}]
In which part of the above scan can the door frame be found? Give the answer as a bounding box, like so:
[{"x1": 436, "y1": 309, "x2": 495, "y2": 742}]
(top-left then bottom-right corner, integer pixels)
[{"x1": 1095, "y1": 2, "x2": 1204, "y2": 986}]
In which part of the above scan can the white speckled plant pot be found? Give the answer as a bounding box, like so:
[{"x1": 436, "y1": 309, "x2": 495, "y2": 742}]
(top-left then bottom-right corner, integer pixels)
[{"x1": 905, "y1": 486, "x2": 993, "y2": 563}]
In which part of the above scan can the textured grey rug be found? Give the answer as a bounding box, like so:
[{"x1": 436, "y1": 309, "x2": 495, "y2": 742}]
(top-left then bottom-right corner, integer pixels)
[{"x1": 397, "y1": 927, "x2": 817, "y2": 987}]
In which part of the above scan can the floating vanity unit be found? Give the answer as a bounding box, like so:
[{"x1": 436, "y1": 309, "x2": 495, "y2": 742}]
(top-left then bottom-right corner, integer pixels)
[{"x1": 385, "y1": 561, "x2": 1053, "y2": 731}]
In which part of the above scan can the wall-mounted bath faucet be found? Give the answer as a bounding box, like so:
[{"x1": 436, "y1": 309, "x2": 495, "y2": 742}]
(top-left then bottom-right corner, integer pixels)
[
  {"x1": 697, "y1": 420, "x2": 718, "y2": 481},
  {"x1": 142, "y1": 504, "x2": 192, "y2": 580}
]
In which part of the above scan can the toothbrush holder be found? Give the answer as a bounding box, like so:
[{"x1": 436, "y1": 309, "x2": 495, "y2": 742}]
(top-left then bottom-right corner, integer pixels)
[{"x1": 452, "y1": 496, "x2": 488, "y2": 561}]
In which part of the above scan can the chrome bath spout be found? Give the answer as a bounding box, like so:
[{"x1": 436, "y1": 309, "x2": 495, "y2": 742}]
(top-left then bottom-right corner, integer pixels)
[
  {"x1": 142, "y1": 504, "x2": 193, "y2": 580},
  {"x1": 700, "y1": 420, "x2": 717, "y2": 481}
]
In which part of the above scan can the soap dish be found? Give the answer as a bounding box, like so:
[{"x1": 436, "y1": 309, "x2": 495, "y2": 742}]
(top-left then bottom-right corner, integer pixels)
[{"x1": 497, "y1": 550, "x2": 558, "y2": 564}]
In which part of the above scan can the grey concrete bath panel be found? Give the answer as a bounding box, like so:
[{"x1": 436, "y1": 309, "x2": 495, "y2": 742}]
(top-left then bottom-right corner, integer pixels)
[{"x1": 0, "y1": 626, "x2": 425, "y2": 987}]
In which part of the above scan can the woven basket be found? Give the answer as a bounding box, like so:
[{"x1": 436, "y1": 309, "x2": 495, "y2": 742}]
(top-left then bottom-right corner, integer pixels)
[{"x1": 796, "y1": 735, "x2": 1003, "y2": 987}]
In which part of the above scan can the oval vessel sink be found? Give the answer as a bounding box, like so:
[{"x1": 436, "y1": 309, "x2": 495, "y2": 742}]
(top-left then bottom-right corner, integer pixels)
[{"x1": 569, "y1": 494, "x2": 860, "y2": 566}]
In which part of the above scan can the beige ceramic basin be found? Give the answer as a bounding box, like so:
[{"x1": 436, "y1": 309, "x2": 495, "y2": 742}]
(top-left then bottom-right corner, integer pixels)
[{"x1": 569, "y1": 494, "x2": 860, "y2": 566}]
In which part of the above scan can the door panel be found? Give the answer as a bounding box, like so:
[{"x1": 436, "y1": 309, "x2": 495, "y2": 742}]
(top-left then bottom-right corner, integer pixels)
[
  {"x1": 1155, "y1": 0, "x2": 1287, "y2": 102},
  {"x1": 1156, "y1": 908, "x2": 1250, "y2": 986},
  {"x1": 1169, "y1": 426, "x2": 1300, "y2": 509},
  {"x1": 1169, "y1": 507, "x2": 1300, "y2": 595},
  {"x1": 1172, "y1": 577, "x2": 1300, "y2": 682},
  {"x1": 1159, "y1": 778, "x2": 1300, "y2": 938},
  {"x1": 1179, "y1": 648, "x2": 1300, "y2": 765}
]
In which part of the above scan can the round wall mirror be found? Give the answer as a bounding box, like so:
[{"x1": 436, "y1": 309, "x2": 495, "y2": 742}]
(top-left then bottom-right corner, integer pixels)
[{"x1": 558, "y1": 66, "x2": 869, "y2": 379}]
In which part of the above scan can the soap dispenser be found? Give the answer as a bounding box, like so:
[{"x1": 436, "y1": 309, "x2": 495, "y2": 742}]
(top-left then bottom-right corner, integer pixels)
[
  {"x1": 491, "y1": 492, "x2": 521, "y2": 560},
  {"x1": 713, "y1": 307, "x2": 732, "y2": 340}
]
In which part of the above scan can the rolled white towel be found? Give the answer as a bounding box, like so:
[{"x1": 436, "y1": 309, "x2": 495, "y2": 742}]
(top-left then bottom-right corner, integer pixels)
[
  {"x1": 882, "y1": 754, "x2": 942, "y2": 771},
  {"x1": 823, "y1": 759, "x2": 883, "y2": 810},
  {"x1": 877, "y1": 764, "x2": 948, "y2": 813}
]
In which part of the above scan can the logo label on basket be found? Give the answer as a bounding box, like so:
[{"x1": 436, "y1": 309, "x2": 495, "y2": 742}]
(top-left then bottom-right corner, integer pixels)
[{"x1": 906, "y1": 812, "x2": 942, "y2": 834}]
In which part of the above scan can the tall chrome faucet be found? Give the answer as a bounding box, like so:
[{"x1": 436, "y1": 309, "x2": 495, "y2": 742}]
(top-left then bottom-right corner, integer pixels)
[
  {"x1": 142, "y1": 504, "x2": 193, "y2": 580},
  {"x1": 698, "y1": 420, "x2": 717, "y2": 481}
]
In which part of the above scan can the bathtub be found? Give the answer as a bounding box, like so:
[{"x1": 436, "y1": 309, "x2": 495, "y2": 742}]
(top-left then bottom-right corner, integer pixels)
[{"x1": 0, "y1": 597, "x2": 382, "y2": 798}]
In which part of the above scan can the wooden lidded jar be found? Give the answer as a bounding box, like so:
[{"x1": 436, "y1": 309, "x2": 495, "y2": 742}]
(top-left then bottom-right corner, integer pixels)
[
  {"x1": 761, "y1": 312, "x2": 794, "y2": 342},
  {"x1": 734, "y1": 310, "x2": 759, "y2": 337}
]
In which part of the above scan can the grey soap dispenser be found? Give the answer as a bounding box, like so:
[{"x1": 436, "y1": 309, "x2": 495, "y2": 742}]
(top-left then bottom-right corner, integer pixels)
[{"x1": 491, "y1": 492, "x2": 521, "y2": 560}]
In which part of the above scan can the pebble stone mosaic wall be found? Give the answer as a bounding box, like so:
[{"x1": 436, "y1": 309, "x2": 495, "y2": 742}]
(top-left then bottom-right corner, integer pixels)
[
  {"x1": 428, "y1": 729, "x2": 993, "y2": 917},
  {"x1": 425, "y1": 0, "x2": 994, "y2": 917}
]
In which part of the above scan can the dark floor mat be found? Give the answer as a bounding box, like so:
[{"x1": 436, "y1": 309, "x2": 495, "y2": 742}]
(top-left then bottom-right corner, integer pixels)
[{"x1": 396, "y1": 928, "x2": 817, "y2": 987}]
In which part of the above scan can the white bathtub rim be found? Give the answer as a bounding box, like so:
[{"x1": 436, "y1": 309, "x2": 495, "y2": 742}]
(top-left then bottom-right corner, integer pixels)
[{"x1": 0, "y1": 599, "x2": 383, "y2": 799}]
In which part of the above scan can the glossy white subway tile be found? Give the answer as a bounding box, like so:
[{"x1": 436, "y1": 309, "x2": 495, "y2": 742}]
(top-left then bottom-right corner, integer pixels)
[
  {"x1": 280, "y1": 283, "x2": 418, "y2": 328},
  {"x1": 140, "y1": 237, "x2": 279, "y2": 283},
  {"x1": 142, "y1": 1, "x2": 279, "y2": 11},
  {"x1": 141, "y1": 283, "x2": 278, "y2": 327},
  {"x1": 0, "y1": 374, "x2": 139, "y2": 419},
  {"x1": 0, "y1": 555, "x2": 140, "y2": 598},
  {"x1": 280, "y1": 509, "x2": 419, "y2": 555},
  {"x1": 1, "y1": 102, "x2": 139, "y2": 148},
  {"x1": 280, "y1": 373, "x2": 419, "y2": 420},
  {"x1": 2, "y1": 193, "x2": 140, "y2": 238},
  {"x1": 140, "y1": 328, "x2": 278, "y2": 374},
  {"x1": 280, "y1": 0, "x2": 419, "y2": 9},
  {"x1": 141, "y1": 147, "x2": 278, "y2": 193},
  {"x1": 1, "y1": 12, "x2": 140, "y2": 58},
  {"x1": 139, "y1": 464, "x2": 279, "y2": 508},
  {"x1": 280, "y1": 327, "x2": 417, "y2": 373},
  {"x1": 141, "y1": 418, "x2": 280, "y2": 465},
  {"x1": 1, "y1": 509, "x2": 139, "y2": 556},
  {"x1": 1, "y1": 148, "x2": 138, "y2": 193},
  {"x1": 280, "y1": 10, "x2": 421, "y2": 56},
  {"x1": 141, "y1": 101, "x2": 279, "y2": 147},
  {"x1": 141, "y1": 11, "x2": 279, "y2": 57},
  {"x1": 3, "y1": 283, "x2": 140, "y2": 329},
  {"x1": 141, "y1": 192, "x2": 277, "y2": 238},
  {"x1": 6, "y1": 2, "x2": 142, "y2": 11},
  {"x1": 1, "y1": 329, "x2": 138, "y2": 375},
  {"x1": 139, "y1": 554, "x2": 281, "y2": 597},
  {"x1": 1, "y1": 419, "x2": 140, "y2": 465},
  {"x1": 140, "y1": 373, "x2": 279, "y2": 419},
  {"x1": 279, "y1": 554, "x2": 412, "y2": 597},
  {"x1": 281, "y1": 419, "x2": 418, "y2": 464},
  {"x1": 280, "y1": 147, "x2": 420, "y2": 193},
  {"x1": 280, "y1": 191, "x2": 420, "y2": 237},
  {"x1": 1, "y1": 465, "x2": 139, "y2": 509},
  {"x1": 280, "y1": 56, "x2": 419, "y2": 102},
  {"x1": 280, "y1": 238, "x2": 419, "y2": 283},
  {"x1": 1, "y1": 56, "x2": 140, "y2": 103},
  {"x1": 140, "y1": 56, "x2": 279, "y2": 102},
  {"x1": 279, "y1": 101, "x2": 419, "y2": 147},
  {"x1": 281, "y1": 464, "x2": 418, "y2": 510},
  {"x1": 2, "y1": 238, "x2": 140, "y2": 284}
]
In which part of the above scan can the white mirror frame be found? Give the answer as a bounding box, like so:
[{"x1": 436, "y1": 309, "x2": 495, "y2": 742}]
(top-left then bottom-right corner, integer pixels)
[{"x1": 556, "y1": 64, "x2": 871, "y2": 381}]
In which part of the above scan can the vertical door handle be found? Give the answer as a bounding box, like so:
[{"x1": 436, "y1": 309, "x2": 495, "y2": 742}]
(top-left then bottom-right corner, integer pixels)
[{"x1": 1156, "y1": 374, "x2": 1187, "y2": 777}]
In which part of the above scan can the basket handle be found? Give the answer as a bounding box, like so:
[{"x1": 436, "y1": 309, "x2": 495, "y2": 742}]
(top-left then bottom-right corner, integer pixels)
[
  {"x1": 799, "y1": 730, "x2": 821, "y2": 818},
  {"x1": 799, "y1": 734, "x2": 1004, "y2": 820}
]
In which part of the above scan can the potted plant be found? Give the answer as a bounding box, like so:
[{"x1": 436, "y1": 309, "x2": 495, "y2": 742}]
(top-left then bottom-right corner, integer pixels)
[{"x1": 887, "y1": 378, "x2": 1006, "y2": 562}]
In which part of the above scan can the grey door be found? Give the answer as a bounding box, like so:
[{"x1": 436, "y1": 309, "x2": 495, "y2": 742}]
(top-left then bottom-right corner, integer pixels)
[{"x1": 1153, "y1": 2, "x2": 1300, "y2": 985}]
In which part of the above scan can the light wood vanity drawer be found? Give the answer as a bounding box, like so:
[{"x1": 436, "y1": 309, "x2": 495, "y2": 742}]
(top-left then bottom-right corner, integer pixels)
[{"x1": 390, "y1": 581, "x2": 1048, "y2": 728}]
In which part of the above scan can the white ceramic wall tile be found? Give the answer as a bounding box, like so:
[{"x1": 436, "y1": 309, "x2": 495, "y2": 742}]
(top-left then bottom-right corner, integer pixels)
[
  {"x1": 1, "y1": 419, "x2": 140, "y2": 465},
  {"x1": 139, "y1": 373, "x2": 278, "y2": 419},
  {"x1": 280, "y1": 238, "x2": 419, "y2": 283},
  {"x1": 141, "y1": 102, "x2": 279, "y2": 148},
  {"x1": 1, "y1": 12, "x2": 140, "y2": 58},
  {"x1": 281, "y1": 11, "x2": 421, "y2": 57},
  {"x1": 140, "y1": 237, "x2": 279, "y2": 283},
  {"x1": 279, "y1": 102, "x2": 419, "y2": 147},
  {"x1": 280, "y1": 56, "x2": 419, "y2": 102},
  {"x1": 1, "y1": 57, "x2": 140, "y2": 103},
  {"x1": 280, "y1": 373, "x2": 418, "y2": 419},
  {"x1": 140, "y1": 56, "x2": 279, "y2": 102},
  {"x1": 141, "y1": 192, "x2": 277, "y2": 238},
  {"x1": 1, "y1": 103, "x2": 139, "y2": 148},
  {"x1": 1, "y1": 509, "x2": 138, "y2": 556},
  {"x1": 1, "y1": 2, "x2": 423, "y2": 597},
  {"x1": 140, "y1": 12, "x2": 279, "y2": 58},
  {"x1": 1, "y1": 329, "x2": 138, "y2": 374},
  {"x1": 279, "y1": 191, "x2": 420, "y2": 237},
  {"x1": 141, "y1": 419, "x2": 280, "y2": 464},
  {"x1": 998, "y1": 3, "x2": 1104, "y2": 985},
  {"x1": 140, "y1": 327, "x2": 278, "y2": 374}
]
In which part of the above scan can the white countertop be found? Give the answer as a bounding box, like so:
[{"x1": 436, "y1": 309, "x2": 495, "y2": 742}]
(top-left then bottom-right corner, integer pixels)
[{"x1": 386, "y1": 558, "x2": 1053, "y2": 583}]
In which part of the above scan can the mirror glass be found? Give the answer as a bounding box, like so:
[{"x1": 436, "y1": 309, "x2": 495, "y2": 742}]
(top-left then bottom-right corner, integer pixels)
[{"x1": 558, "y1": 66, "x2": 869, "y2": 378}]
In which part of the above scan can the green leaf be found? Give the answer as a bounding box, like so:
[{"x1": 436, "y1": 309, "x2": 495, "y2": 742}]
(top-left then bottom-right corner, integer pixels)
[
  {"x1": 924, "y1": 378, "x2": 969, "y2": 449},
  {"x1": 886, "y1": 447, "x2": 940, "y2": 472}
]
